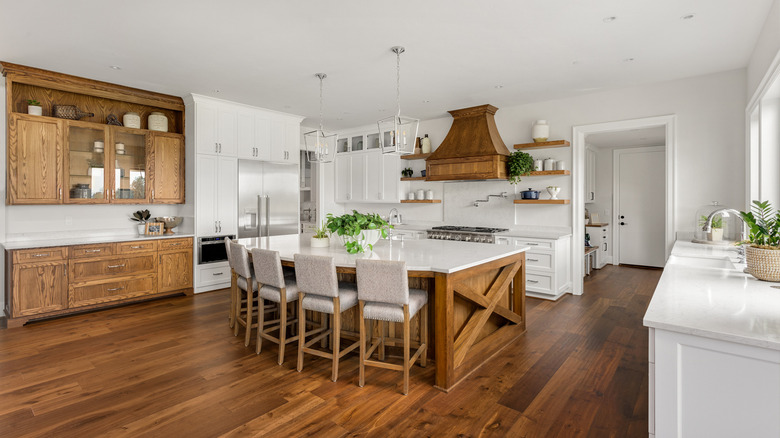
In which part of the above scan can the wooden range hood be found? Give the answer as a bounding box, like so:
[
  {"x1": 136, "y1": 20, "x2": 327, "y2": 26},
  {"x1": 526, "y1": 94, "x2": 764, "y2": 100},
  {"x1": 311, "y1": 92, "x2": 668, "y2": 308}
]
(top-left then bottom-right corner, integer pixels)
[{"x1": 425, "y1": 104, "x2": 510, "y2": 181}]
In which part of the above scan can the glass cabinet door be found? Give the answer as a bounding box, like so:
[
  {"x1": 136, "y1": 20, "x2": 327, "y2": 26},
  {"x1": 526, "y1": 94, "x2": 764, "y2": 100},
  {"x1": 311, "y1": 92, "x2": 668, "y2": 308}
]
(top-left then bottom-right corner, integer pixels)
[
  {"x1": 111, "y1": 128, "x2": 149, "y2": 203},
  {"x1": 66, "y1": 123, "x2": 109, "y2": 203}
]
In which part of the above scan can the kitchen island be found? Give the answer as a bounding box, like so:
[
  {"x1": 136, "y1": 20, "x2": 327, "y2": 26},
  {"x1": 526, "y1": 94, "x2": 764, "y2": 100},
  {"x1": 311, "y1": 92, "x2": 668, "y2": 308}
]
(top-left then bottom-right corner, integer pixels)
[{"x1": 237, "y1": 234, "x2": 528, "y2": 391}]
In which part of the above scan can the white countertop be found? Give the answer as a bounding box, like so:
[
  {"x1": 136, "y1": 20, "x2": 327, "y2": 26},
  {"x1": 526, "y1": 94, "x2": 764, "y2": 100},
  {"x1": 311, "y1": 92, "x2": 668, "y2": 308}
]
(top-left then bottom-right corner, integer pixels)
[
  {"x1": 2, "y1": 233, "x2": 195, "y2": 250},
  {"x1": 391, "y1": 223, "x2": 572, "y2": 240},
  {"x1": 644, "y1": 240, "x2": 780, "y2": 350},
  {"x1": 236, "y1": 234, "x2": 528, "y2": 274}
]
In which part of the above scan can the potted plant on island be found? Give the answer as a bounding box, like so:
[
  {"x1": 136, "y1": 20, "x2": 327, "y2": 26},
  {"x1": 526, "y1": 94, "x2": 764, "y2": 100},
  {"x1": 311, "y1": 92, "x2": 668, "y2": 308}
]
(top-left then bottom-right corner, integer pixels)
[
  {"x1": 506, "y1": 151, "x2": 535, "y2": 185},
  {"x1": 27, "y1": 99, "x2": 42, "y2": 116},
  {"x1": 310, "y1": 221, "x2": 330, "y2": 248},
  {"x1": 739, "y1": 200, "x2": 780, "y2": 281},
  {"x1": 130, "y1": 209, "x2": 151, "y2": 235},
  {"x1": 325, "y1": 210, "x2": 392, "y2": 254}
]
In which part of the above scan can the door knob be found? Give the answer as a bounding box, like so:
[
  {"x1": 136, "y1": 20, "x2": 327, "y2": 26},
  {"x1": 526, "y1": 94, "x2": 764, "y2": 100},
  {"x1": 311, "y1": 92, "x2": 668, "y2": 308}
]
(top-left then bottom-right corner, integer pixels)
[
  {"x1": 620, "y1": 222, "x2": 627, "y2": 226},
  {"x1": 620, "y1": 215, "x2": 625, "y2": 219}
]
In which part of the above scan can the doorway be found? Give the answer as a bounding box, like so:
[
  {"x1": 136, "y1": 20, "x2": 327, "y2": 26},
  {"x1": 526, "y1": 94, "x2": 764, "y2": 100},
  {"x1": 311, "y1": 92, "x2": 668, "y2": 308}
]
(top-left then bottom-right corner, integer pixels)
[{"x1": 571, "y1": 115, "x2": 676, "y2": 294}]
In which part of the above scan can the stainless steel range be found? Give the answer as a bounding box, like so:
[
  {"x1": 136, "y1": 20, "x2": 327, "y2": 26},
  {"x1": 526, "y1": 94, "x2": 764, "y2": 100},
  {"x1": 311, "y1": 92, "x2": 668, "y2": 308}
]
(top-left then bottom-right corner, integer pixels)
[{"x1": 426, "y1": 226, "x2": 509, "y2": 243}]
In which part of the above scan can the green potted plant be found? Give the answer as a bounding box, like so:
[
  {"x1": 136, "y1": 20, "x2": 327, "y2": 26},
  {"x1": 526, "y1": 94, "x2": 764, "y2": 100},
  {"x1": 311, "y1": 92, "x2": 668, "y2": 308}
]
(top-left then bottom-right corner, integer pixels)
[
  {"x1": 506, "y1": 151, "x2": 534, "y2": 185},
  {"x1": 401, "y1": 167, "x2": 414, "y2": 178},
  {"x1": 27, "y1": 99, "x2": 42, "y2": 116},
  {"x1": 699, "y1": 214, "x2": 724, "y2": 241},
  {"x1": 130, "y1": 209, "x2": 151, "y2": 235},
  {"x1": 739, "y1": 200, "x2": 780, "y2": 281},
  {"x1": 325, "y1": 210, "x2": 392, "y2": 254},
  {"x1": 310, "y1": 221, "x2": 330, "y2": 248}
]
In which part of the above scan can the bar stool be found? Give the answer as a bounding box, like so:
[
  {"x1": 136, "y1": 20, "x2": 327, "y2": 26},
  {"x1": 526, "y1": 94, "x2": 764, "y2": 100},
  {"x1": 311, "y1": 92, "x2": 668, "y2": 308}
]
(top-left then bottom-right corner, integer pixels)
[
  {"x1": 294, "y1": 254, "x2": 361, "y2": 382},
  {"x1": 251, "y1": 248, "x2": 299, "y2": 365},
  {"x1": 355, "y1": 259, "x2": 428, "y2": 395},
  {"x1": 226, "y1": 237, "x2": 236, "y2": 328},
  {"x1": 228, "y1": 242, "x2": 259, "y2": 347}
]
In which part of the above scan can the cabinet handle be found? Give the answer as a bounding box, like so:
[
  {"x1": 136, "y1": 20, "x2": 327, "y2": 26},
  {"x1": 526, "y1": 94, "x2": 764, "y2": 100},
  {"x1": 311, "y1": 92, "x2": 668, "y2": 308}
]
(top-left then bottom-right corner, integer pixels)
[
  {"x1": 130, "y1": 246, "x2": 143, "y2": 249},
  {"x1": 107, "y1": 286, "x2": 125, "y2": 291},
  {"x1": 32, "y1": 253, "x2": 50, "y2": 257},
  {"x1": 59, "y1": 188, "x2": 62, "y2": 198},
  {"x1": 218, "y1": 221, "x2": 222, "y2": 233},
  {"x1": 168, "y1": 243, "x2": 182, "y2": 246},
  {"x1": 84, "y1": 249, "x2": 102, "y2": 253},
  {"x1": 215, "y1": 142, "x2": 219, "y2": 153},
  {"x1": 527, "y1": 279, "x2": 539, "y2": 284},
  {"x1": 219, "y1": 143, "x2": 222, "y2": 153},
  {"x1": 212, "y1": 272, "x2": 224, "y2": 276},
  {"x1": 528, "y1": 258, "x2": 539, "y2": 262},
  {"x1": 215, "y1": 221, "x2": 218, "y2": 232},
  {"x1": 604, "y1": 243, "x2": 608, "y2": 251},
  {"x1": 151, "y1": 190, "x2": 155, "y2": 202},
  {"x1": 525, "y1": 242, "x2": 539, "y2": 246},
  {"x1": 111, "y1": 189, "x2": 115, "y2": 200},
  {"x1": 107, "y1": 264, "x2": 126, "y2": 269}
]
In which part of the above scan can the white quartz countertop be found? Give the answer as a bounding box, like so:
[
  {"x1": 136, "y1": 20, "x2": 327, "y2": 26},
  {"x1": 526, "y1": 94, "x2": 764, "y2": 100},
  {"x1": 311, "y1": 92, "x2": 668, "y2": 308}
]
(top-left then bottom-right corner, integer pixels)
[
  {"x1": 236, "y1": 234, "x2": 528, "y2": 274},
  {"x1": 644, "y1": 240, "x2": 780, "y2": 350},
  {"x1": 2, "y1": 233, "x2": 195, "y2": 250},
  {"x1": 496, "y1": 229, "x2": 572, "y2": 239}
]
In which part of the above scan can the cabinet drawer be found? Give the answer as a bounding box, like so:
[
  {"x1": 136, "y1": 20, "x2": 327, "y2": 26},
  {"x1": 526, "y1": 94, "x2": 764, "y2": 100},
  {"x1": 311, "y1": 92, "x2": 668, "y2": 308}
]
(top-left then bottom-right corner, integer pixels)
[
  {"x1": 526, "y1": 272, "x2": 553, "y2": 294},
  {"x1": 525, "y1": 252, "x2": 553, "y2": 270},
  {"x1": 117, "y1": 240, "x2": 158, "y2": 254},
  {"x1": 513, "y1": 238, "x2": 553, "y2": 250},
  {"x1": 14, "y1": 247, "x2": 68, "y2": 263},
  {"x1": 70, "y1": 254, "x2": 157, "y2": 283},
  {"x1": 159, "y1": 238, "x2": 193, "y2": 251},
  {"x1": 70, "y1": 243, "x2": 115, "y2": 259},
  {"x1": 198, "y1": 264, "x2": 231, "y2": 287},
  {"x1": 69, "y1": 275, "x2": 157, "y2": 308}
]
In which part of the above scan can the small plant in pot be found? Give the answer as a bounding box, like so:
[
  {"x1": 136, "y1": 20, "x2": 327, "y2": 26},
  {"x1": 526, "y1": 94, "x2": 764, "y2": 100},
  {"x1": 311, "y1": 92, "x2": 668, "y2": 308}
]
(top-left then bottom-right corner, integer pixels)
[
  {"x1": 739, "y1": 200, "x2": 780, "y2": 281},
  {"x1": 325, "y1": 210, "x2": 392, "y2": 254},
  {"x1": 27, "y1": 99, "x2": 42, "y2": 116},
  {"x1": 310, "y1": 221, "x2": 330, "y2": 248},
  {"x1": 506, "y1": 151, "x2": 535, "y2": 185},
  {"x1": 130, "y1": 209, "x2": 151, "y2": 235},
  {"x1": 700, "y1": 214, "x2": 724, "y2": 241},
  {"x1": 401, "y1": 167, "x2": 414, "y2": 178}
]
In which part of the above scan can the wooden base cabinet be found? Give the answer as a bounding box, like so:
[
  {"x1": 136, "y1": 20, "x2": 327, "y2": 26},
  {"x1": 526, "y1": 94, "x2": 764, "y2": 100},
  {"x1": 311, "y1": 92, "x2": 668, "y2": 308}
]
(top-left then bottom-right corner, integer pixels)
[{"x1": 4, "y1": 237, "x2": 193, "y2": 327}]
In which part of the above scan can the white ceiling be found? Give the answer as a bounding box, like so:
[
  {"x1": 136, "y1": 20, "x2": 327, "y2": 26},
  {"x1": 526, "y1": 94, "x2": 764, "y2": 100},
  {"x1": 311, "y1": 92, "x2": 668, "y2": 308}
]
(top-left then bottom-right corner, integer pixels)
[
  {"x1": 587, "y1": 126, "x2": 666, "y2": 149},
  {"x1": 0, "y1": 0, "x2": 772, "y2": 130}
]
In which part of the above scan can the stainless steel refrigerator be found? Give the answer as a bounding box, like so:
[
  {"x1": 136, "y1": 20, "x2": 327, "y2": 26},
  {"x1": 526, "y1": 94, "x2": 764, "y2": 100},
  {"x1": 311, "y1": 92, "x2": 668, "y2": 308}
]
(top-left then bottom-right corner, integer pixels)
[{"x1": 237, "y1": 160, "x2": 299, "y2": 238}]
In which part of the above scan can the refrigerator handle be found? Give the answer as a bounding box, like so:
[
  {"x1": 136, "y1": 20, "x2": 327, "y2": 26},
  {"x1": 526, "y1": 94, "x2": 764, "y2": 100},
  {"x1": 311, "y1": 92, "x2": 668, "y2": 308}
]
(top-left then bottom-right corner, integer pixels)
[
  {"x1": 257, "y1": 195, "x2": 264, "y2": 237},
  {"x1": 265, "y1": 196, "x2": 271, "y2": 237}
]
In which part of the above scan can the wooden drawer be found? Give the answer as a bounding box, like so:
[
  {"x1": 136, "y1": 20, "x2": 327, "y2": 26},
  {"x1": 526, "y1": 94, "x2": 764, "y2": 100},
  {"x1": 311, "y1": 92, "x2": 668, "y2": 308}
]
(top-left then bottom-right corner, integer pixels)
[
  {"x1": 70, "y1": 243, "x2": 115, "y2": 259},
  {"x1": 117, "y1": 240, "x2": 158, "y2": 254},
  {"x1": 70, "y1": 254, "x2": 157, "y2": 283},
  {"x1": 198, "y1": 263, "x2": 231, "y2": 288},
  {"x1": 13, "y1": 247, "x2": 68, "y2": 263},
  {"x1": 159, "y1": 237, "x2": 193, "y2": 251},
  {"x1": 69, "y1": 275, "x2": 157, "y2": 308},
  {"x1": 526, "y1": 272, "x2": 554, "y2": 295},
  {"x1": 525, "y1": 252, "x2": 553, "y2": 271},
  {"x1": 512, "y1": 238, "x2": 553, "y2": 250}
]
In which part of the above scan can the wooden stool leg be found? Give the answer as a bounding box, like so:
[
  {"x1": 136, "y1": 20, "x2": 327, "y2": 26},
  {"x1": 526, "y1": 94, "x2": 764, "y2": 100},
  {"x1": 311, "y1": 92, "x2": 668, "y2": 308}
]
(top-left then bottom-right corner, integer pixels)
[
  {"x1": 359, "y1": 301, "x2": 366, "y2": 388},
  {"x1": 233, "y1": 288, "x2": 242, "y2": 337},
  {"x1": 229, "y1": 271, "x2": 237, "y2": 328},
  {"x1": 379, "y1": 321, "x2": 386, "y2": 361},
  {"x1": 297, "y1": 292, "x2": 305, "y2": 371},
  {"x1": 420, "y1": 303, "x2": 428, "y2": 368},
  {"x1": 256, "y1": 293, "x2": 265, "y2": 354},
  {"x1": 403, "y1": 305, "x2": 410, "y2": 395},
  {"x1": 331, "y1": 297, "x2": 341, "y2": 382},
  {"x1": 320, "y1": 314, "x2": 329, "y2": 349},
  {"x1": 244, "y1": 279, "x2": 254, "y2": 347},
  {"x1": 278, "y1": 292, "x2": 287, "y2": 365}
]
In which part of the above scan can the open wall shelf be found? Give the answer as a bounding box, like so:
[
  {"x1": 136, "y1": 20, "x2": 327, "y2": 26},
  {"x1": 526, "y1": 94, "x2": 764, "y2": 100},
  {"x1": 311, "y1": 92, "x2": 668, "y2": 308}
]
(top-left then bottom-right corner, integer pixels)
[
  {"x1": 400, "y1": 153, "x2": 432, "y2": 160},
  {"x1": 401, "y1": 199, "x2": 441, "y2": 204},
  {"x1": 513, "y1": 199, "x2": 570, "y2": 205},
  {"x1": 514, "y1": 140, "x2": 570, "y2": 150}
]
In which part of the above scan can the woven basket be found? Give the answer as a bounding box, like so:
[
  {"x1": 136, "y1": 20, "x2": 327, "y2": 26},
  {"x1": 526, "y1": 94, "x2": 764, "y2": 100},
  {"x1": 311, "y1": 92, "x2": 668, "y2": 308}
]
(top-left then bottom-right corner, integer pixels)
[
  {"x1": 745, "y1": 245, "x2": 780, "y2": 282},
  {"x1": 52, "y1": 105, "x2": 94, "y2": 120}
]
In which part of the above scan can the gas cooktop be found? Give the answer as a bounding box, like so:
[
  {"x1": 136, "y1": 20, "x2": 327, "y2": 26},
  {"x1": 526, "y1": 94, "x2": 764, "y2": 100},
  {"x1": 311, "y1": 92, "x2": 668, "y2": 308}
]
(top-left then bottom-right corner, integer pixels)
[
  {"x1": 429, "y1": 226, "x2": 509, "y2": 234},
  {"x1": 426, "y1": 226, "x2": 509, "y2": 243}
]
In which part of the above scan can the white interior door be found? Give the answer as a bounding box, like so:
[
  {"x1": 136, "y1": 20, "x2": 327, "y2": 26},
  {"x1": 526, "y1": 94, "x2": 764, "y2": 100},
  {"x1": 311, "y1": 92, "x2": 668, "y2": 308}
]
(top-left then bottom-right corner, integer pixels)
[{"x1": 616, "y1": 147, "x2": 666, "y2": 267}]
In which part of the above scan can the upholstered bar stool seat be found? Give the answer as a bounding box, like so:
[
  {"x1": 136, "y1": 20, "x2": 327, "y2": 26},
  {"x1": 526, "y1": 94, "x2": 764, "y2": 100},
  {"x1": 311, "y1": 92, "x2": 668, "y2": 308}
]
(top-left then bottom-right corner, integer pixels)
[
  {"x1": 356, "y1": 259, "x2": 428, "y2": 395},
  {"x1": 252, "y1": 248, "x2": 299, "y2": 365},
  {"x1": 295, "y1": 254, "x2": 362, "y2": 382}
]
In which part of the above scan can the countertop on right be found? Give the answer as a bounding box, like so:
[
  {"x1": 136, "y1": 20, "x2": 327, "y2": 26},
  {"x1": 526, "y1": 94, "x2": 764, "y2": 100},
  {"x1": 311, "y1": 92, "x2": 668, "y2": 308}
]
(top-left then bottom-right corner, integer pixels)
[{"x1": 643, "y1": 240, "x2": 780, "y2": 350}]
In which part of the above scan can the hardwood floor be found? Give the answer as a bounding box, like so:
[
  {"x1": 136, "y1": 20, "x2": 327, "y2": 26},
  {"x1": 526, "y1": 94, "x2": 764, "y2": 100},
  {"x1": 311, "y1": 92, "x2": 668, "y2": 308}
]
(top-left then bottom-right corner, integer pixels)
[{"x1": 0, "y1": 265, "x2": 661, "y2": 437}]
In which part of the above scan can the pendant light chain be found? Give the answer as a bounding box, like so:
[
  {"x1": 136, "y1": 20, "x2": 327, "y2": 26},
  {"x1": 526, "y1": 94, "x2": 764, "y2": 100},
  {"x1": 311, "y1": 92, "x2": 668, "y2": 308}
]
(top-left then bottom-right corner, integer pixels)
[
  {"x1": 317, "y1": 73, "x2": 326, "y2": 133},
  {"x1": 396, "y1": 49, "x2": 401, "y2": 118}
]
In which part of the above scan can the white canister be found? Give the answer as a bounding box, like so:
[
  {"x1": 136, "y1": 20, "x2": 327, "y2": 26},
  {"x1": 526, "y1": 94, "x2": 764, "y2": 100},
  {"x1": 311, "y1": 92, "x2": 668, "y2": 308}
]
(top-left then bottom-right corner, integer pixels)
[
  {"x1": 408, "y1": 192, "x2": 416, "y2": 200},
  {"x1": 534, "y1": 159, "x2": 543, "y2": 171},
  {"x1": 123, "y1": 112, "x2": 141, "y2": 129},
  {"x1": 425, "y1": 189, "x2": 434, "y2": 200},
  {"x1": 115, "y1": 143, "x2": 125, "y2": 155},
  {"x1": 543, "y1": 158, "x2": 556, "y2": 171},
  {"x1": 421, "y1": 134, "x2": 432, "y2": 154},
  {"x1": 148, "y1": 112, "x2": 168, "y2": 132},
  {"x1": 556, "y1": 160, "x2": 567, "y2": 171},
  {"x1": 416, "y1": 189, "x2": 425, "y2": 200},
  {"x1": 532, "y1": 120, "x2": 549, "y2": 143},
  {"x1": 93, "y1": 140, "x2": 104, "y2": 153}
]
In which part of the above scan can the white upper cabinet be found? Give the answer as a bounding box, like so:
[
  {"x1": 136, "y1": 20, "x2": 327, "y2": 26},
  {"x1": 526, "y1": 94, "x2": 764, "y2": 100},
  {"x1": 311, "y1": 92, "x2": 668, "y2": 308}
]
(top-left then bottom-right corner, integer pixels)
[
  {"x1": 196, "y1": 100, "x2": 236, "y2": 156},
  {"x1": 237, "y1": 110, "x2": 271, "y2": 160},
  {"x1": 334, "y1": 149, "x2": 402, "y2": 204},
  {"x1": 285, "y1": 120, "x2": 300, "y2": 165}
]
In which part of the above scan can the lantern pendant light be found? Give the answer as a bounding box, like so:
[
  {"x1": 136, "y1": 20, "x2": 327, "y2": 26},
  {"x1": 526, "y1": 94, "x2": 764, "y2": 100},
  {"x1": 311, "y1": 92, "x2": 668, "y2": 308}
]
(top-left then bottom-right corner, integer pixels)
[
  {"x1": 378, "y1": 46, "x2": 419, "y2": 155},
  {"x1": 304, "y1": 73, "x2": 336, "y2": 163}
]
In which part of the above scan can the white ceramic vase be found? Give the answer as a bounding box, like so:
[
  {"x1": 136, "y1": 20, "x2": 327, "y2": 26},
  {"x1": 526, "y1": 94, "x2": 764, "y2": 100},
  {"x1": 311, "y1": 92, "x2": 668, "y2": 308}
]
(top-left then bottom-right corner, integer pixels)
[
  {"x1": 310, "y1": 236, "x2": 330, "y2": 248},
  {"x1": 532, "y1": 120, "x2": 549, "y2": 143},
  {"x1": 28, "y1": 105, "x2": 42, "y2": 116},
  {"x1": 546, "y1": 186, "x2": 561, "y2": 200},
  {"x1": 137, "y1": 223, "x2": 146, "y2": 236}
]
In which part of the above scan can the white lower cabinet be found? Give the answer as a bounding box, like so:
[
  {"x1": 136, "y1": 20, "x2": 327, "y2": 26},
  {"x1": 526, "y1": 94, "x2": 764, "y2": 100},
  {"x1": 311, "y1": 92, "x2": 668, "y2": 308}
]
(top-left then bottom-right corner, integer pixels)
[
  {"x1": 495, "y1": 235, "x2": 572, "y2": 300},
  {"x1": 586, "y1": 224, "x2": 611, "y2": 268},
  {"x1": 652, "y1": 328, "x2": 780, "y2": 437},
  {"x1": 196, "y1": 262, "x2": 231, "y2": 293},
  {"x1": 334, "y1": 150, "x2": 402, "y2": 204}
]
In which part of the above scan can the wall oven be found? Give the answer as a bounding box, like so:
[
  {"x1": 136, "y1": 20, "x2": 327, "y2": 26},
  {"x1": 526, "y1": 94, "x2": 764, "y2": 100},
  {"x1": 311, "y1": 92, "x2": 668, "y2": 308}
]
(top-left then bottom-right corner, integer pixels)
[{"x1": 198, "y1": 235, "x2": 236, "y2": 265}]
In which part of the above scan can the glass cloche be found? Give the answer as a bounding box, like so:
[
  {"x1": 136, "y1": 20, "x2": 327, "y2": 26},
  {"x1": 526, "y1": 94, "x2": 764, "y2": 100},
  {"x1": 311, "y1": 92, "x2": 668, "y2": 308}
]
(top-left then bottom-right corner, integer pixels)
[{"x1": 693, "y1": 201, "x2": 742, "y2": 245}]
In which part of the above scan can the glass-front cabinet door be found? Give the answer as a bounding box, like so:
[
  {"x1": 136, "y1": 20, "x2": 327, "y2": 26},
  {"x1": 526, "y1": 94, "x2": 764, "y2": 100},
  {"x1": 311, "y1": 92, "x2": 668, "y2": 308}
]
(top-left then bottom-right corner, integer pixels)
[
  {"x1": 65, "y1": 122, "x2": 110, "y2": 203},
  {"x1": 110, "y1": 128, "x2": 150, "y2": 203}
]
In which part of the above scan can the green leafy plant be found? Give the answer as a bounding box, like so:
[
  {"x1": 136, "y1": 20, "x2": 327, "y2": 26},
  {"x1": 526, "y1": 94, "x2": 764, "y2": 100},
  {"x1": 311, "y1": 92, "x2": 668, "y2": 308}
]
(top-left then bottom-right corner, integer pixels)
[
  {"x1": 325, "y1": 210, "x2": 392, "y2": 254},
  {"x1": 313, "y1": 221, "x2": 329, "y2": 239},
  {"x1": 130, "y1": 209, "x2": 151, "y2": 223},
  {"x1": 27, "y1": 99, "x2": 40, "y2": 106},
  {"x1": 506, "y1": 151, "x2": 535, "y2": 184},
  {"x1": 699, "y1": 214, "x2": 723, "y2": 229},
  {"x1": 739, "y1": 200, "x2": 780, "y2": 249},
  {"x1": 86, "y1": 158, "x2": 104, "y2": 168},
  {"x1": 401, "y1": 168, "x2": 413, "y2": 178}
]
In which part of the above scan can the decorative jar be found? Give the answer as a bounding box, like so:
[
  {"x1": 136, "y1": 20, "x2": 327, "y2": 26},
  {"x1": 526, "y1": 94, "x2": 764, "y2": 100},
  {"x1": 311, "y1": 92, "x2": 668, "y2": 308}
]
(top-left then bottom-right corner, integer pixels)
[
  {"x1": 532, "y1": 120, "x2": 549, "y2": 143},
  {"x1": 148, "y1": 112, "x2": 168, "y2": 132}
]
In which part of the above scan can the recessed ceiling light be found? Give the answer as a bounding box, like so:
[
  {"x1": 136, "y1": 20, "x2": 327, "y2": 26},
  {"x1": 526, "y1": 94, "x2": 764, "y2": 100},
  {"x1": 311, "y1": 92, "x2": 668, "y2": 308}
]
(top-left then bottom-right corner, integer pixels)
[
  {"x1": 572, "y1": 61, "x2": 580, "y2": 65},
  {"x1": 422, "y1": 100, "x2": 431, "y2": 103},
  {"x1": 681, "y1": 13, "x2": 695, "y2": 20},
  {"x1": 494, "y1": 85, "x2": 503, "y2": 89},
  {"x1": 109, "y1": 65, "x2": 121, "y2": 70},
  {"x1": 213, "y1": 89, "x2": 220, "y2": 93},
  {"x1": 284, "y1": 105, "x2": 292, "y2": 109},
  {"x1": 603, "y1": 16, "x2": 617, "y2": 23},
  {"x1": 623, "y1": 58, "x2": 635, "y2": 62}
]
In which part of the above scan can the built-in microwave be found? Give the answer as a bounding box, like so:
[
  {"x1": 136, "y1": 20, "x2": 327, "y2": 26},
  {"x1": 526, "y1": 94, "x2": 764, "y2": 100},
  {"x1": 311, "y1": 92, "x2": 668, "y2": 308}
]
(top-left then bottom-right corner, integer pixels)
[{"x1": 198, "y1": 235, "x2": 236, "y2": 265}]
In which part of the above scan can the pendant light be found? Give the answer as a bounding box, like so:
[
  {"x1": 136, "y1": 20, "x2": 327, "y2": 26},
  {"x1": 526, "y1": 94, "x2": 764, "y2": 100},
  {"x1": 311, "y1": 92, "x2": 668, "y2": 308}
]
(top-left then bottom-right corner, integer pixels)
[
  {"x1": 304, "y1": 73, "x2": 336, "y2": 163},
  {"x1": 377, "y1": 46, "x2": 419, "y2": 155}
]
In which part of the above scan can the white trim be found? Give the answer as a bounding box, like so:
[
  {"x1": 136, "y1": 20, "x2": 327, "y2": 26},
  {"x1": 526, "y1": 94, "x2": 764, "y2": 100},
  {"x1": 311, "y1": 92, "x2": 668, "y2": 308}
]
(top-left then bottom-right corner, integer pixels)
[
  {"x1": 747, "y1": 49, "x2": 780, "y2": 111},
  {"x1": 571, "y1": 115, "x2": 676, "y2": 294},
  {"x1": 612, "y1": 146, "x2": 666, "y2": 266}
]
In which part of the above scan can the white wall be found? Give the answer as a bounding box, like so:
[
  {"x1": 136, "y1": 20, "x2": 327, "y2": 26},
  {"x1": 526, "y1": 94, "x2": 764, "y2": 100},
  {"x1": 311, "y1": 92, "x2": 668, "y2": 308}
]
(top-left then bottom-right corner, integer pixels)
[
  {"x1": 748, "y1": 0, "x2": 780, "y2": 100},
  {"x1": 331, "y1": 70, "x2": 746, "y2": 233}
]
